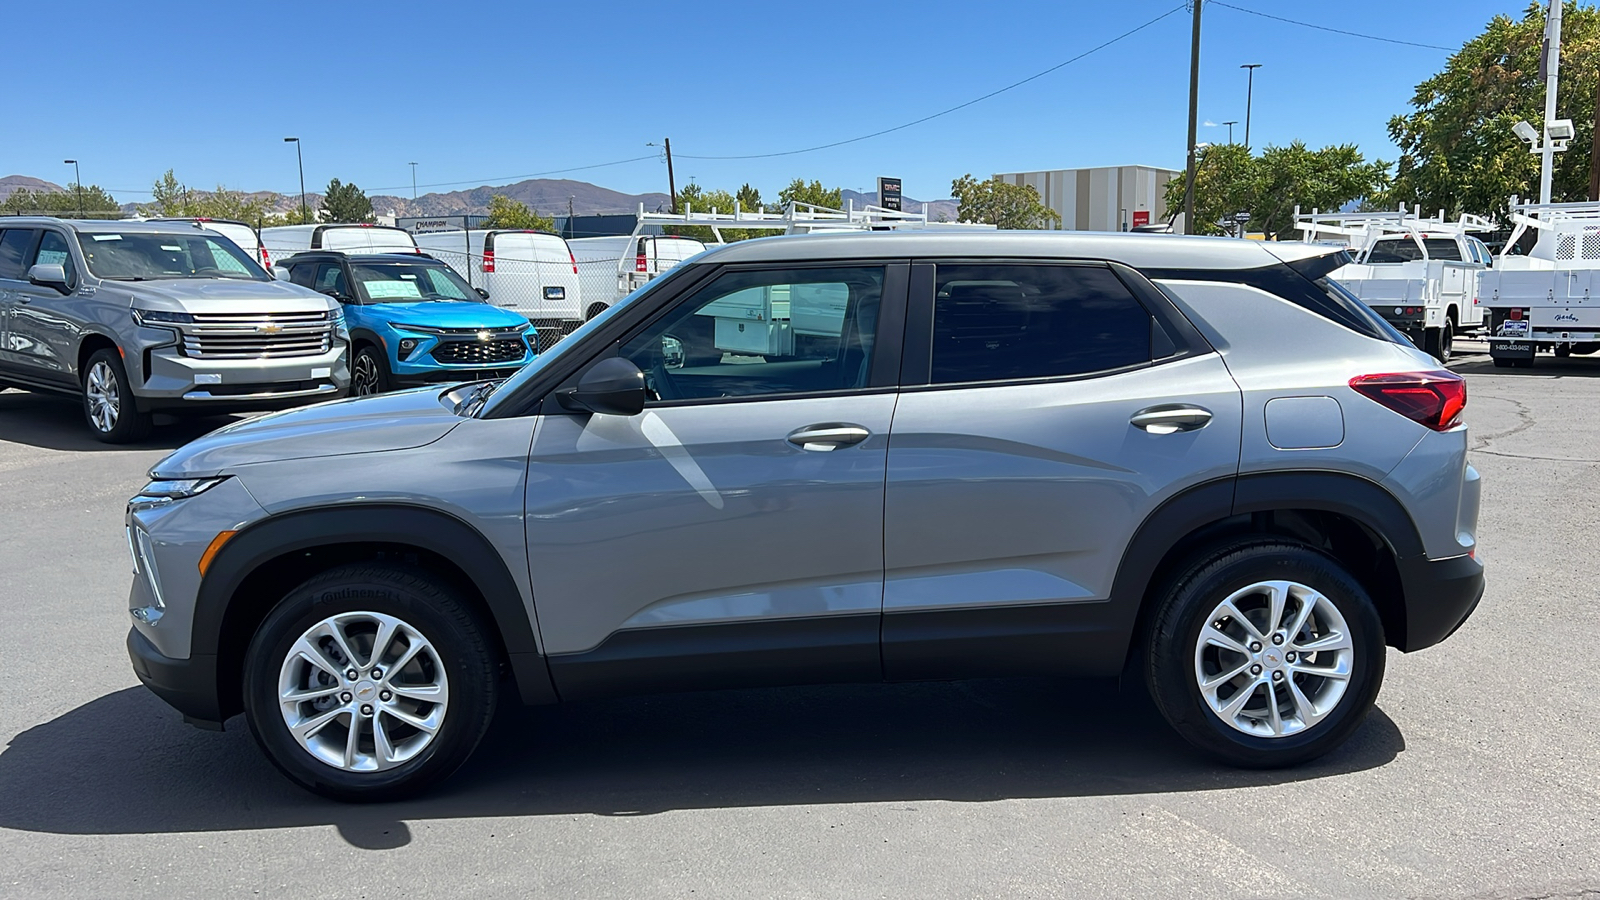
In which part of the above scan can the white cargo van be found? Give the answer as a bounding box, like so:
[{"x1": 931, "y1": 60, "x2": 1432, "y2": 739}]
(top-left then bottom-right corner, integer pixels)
[
  {"x1": 261, "y1": 224, "x2": 420, "y2": 261},
  {"x1": 413, "y1": 230, "x2": 583, "y2": 350},
  {"x1": 149, "y1": 218, "x2": 267, "y2": 267},
  {"x1": 568, "y1": 235, "x2": 706, "y2": 318}
]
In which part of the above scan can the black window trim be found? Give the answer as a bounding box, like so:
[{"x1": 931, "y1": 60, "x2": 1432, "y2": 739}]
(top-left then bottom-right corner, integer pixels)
[
  {"x1": 897, "y1": 257, "x2": 1213, "y2": 392},
  {"x1": 1143, "y1": 258, "x2": 1402, "y2": 344}
]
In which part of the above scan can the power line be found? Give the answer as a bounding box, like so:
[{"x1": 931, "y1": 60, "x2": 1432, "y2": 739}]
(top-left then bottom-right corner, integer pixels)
[
  {"x1": 676, "y1": 4, "x2": 1188, "y2": 161},
  {"x1": 1209, "y1": 1, "x2": 1455, "y2": 51}
]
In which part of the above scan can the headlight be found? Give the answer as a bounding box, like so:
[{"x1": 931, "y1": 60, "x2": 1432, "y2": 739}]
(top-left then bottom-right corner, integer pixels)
[
  {"x1": 397, "y1": 338, "x2": 423, "y2": 360},
  {"x1": 131, "y1": 308, "x2": 194, "y2": 326},
  {"x1": 129, "y1": 477, "x2": 228, "y2": 510}
]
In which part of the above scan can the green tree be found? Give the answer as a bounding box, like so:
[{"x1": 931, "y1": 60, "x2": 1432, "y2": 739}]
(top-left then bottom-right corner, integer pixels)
[
  {"x1": 321, "y1": 178, "x2": 373, "y2": 224},
  {"x1": 145, "y1": 169, "x2": 190, "y2": 216},
  {"x1": 1, "y1": 185, "x2": 120, "y2": 216},
  {"x1": 1162, "y1": 142, "x2": 1389, "y2": 239},
  {"x1": 482, "y1": 194, "x2": 555, "y2": 231},
  {"x1": 670, "y1": 184, "x2": 782, "y2": 242},
  {"x1": 951, "y1": 174, "x2": 1062, "y2": 229},
  {"x1": 138, "y1": 169, "x2": 282, "y2": 223},
  {"x1": 775, "y1": 178, "x2": 843, "y2": 211},
  {"x1": 1387, "y1": 1, "x2": 1600, "y2": 217}
]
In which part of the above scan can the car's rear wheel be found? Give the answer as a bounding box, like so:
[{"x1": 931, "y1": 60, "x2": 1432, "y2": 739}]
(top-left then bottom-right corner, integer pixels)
[
  {"x1": 82, "y1": 348, "x2": 153, "y2": 443},
  {"x1": 1145, "y1": 541, "x2": 1385, "y2": 768},
  {"x1": 242, "y1": 565, "x2": 498, "y2": 802},
  {"x1": 351, "y1": 345, "x2": 390, "y2": 396},
  {"x1": 1426, "y1": 319, "x2": 1454, "y2": 363}
]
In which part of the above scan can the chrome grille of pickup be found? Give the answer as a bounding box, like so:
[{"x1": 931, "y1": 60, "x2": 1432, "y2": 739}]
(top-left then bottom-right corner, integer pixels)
[{"x1": 181, "y1": 311, "x2": 333, "y2": 359}]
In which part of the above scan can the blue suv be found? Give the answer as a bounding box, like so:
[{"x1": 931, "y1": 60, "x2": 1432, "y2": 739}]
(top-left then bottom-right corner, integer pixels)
[{"x1": 280, "y1": 252, "x2": 534, "y2": 394}]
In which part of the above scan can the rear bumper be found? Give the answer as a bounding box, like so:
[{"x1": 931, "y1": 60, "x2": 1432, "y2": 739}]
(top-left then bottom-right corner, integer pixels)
[
  {"x1": 1396, "y1": 553, "x2": 1485, "y2": 651},
  {"x1": 127, "y1": 627, "x2": 224, "y2": 729}
]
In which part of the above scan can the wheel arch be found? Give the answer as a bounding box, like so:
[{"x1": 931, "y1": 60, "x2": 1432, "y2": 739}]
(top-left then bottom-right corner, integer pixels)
[
  {"x1": 1110, "y1": 472, "x2": 1424, "y2": 672},
  {"x1": 76, "y1": 331, "x2": 121, "y2": 381},
  {"x1": 195, "y1": 504, "x2": 557, "y2": 722}
]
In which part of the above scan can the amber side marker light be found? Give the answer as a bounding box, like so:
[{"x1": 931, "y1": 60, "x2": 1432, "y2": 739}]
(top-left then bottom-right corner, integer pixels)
[{"x1": 198, "y1": 530, "x2": 238, "y2": 575}]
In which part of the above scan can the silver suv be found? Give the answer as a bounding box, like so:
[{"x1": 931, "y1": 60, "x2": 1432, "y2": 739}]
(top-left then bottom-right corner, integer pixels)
[
  {"x1": 124, "y1": 232, "x2": 1484, "y2": 801},
  {"x1": 0, "y1": 218, "x2": 349, "y2": 442}
]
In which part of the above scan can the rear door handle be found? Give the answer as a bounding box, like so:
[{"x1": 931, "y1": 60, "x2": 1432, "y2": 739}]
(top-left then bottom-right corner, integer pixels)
[
  {"x1": 787, "y1": 423, "x2": 871, "y2": 451},
  {"x1": 1131, "y1": 405, "x2": 1213, "y2": 434}
]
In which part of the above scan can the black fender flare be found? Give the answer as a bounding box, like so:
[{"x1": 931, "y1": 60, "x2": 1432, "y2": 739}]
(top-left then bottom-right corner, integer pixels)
[
  {"x1": 194, "y1": 503, "x2": 556, "y2": 717},
  {"x1": 1106, "y1": 471, "x2": 1426, "y2": 663}
]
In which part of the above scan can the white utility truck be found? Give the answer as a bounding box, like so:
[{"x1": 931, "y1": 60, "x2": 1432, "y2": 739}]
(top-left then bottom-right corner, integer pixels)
[
  {"x1": 1295, "y1": 207, "x2": 1495, "y2": 362},
  {"x1": 1480, "y1": 198, "x2": 1600, "y2": 367}
]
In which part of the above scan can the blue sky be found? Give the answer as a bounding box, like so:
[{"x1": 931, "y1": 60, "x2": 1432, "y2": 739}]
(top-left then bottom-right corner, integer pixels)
[{"x1": 8, "y1": 0, "x2": 1521, "y2": 205}]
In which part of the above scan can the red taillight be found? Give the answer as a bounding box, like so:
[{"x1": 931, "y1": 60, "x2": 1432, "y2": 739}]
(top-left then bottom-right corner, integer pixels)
[
  {"x1": 260, "y1": 246, "x2": 271, "y2": 267},
  {"x1": 1349, "y1": 371, "x2": 1466, "y2": 432},
  {"x1": 635, "y1": 252, "x2": 648, "y2": 273},
  {"x1": 1509, "y1": 308, "x2": 1524, "y2": 320},
  {"x1": 483, "y1": 249, "x2": 495, "y2": 273},
  {"x1": 570, "y1": 249, "x2": 578, "y2": 274}
]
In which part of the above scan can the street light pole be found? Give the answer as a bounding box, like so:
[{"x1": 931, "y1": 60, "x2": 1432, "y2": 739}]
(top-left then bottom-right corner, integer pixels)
[
  {"x1": 284, "y1": 137, "x2": 307, "y2": 222},
  {"x1": 409, "y1": 162, "x2": 418, "y2": 200},
  {"x1": 63, "y1": 159, "x2": 83, "y2": 218},
  {"x1": 1182, "y1": 0, "x2": 1203, "y2": 235},
  {"x1": 1222, "y1": 121, "x2": 1238, "y2": 144},
  {"x1": 1539, "y1": 0, "x2": 1563, "y2": 205},
  {"x1": 1241, "y1": 64, "x2": 1262, "y2": 149}
]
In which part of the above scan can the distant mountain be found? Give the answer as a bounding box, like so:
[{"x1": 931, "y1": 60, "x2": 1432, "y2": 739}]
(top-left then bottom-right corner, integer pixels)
[
  {"x1": 0, "y1": 175, "x2": 66, "y2": 201},
  {"x1": 8, "y1": 171, "x2": 957, "y2": 223}
]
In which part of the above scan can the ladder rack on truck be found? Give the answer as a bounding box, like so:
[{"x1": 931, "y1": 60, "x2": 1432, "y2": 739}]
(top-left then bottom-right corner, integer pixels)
[
  {"x1": 576, "y1": 200, "x2": 994, "y2": 315},
  {"x1": 1293, "y1": 205, "x2": 1496, "y2": 362},
  {"x1": 1480, "y1": 197, "x2": 1600, "y2": 367}
]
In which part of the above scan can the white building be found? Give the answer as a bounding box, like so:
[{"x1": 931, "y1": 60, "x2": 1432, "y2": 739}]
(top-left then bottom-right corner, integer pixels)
[{"x1": 992, "y1": 165, "x2": 1179, "y2": 232}]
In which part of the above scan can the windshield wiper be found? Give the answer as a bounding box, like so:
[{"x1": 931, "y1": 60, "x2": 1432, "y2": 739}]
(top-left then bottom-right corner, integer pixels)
[{"x1": 457, "y1": 380, "x2": 498, "y2": 417}]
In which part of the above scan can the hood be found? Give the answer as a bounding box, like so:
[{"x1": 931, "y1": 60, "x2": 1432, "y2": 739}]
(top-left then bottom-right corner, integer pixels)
[
  {"x1": 364, "y1": 301, "x2": 531, "y2": 330},
  {"x1": 113, "y1": 277, "x2": 335, "y2": 314},
  {"x1": 151, "y1": 388, "x2": 463, "y2": 478}
]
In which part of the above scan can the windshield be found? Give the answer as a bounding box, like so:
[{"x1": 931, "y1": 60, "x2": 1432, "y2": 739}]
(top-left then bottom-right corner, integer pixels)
[
  {"x1": 477, "y1": 269, "x2": 681, "y2": 418},
  {"x1": 80, "y1": 231, "x2": 267, "y2": 281},
  {"x1": 351, "y1": 262, "x2": 477, "y2": 303}
]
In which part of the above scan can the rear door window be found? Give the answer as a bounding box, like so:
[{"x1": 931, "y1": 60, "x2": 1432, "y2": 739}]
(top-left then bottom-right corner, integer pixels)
[
  {"x1": 0, "y1": 229, "x2": 40, "y2": 280},
  {"x1": 929, "y1": 264, "x2": 1153, "y2": 384}
]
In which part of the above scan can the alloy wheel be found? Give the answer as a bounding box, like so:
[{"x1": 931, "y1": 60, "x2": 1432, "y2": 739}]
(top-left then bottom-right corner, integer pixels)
[
  {"x1": 85, "y1": 360, "x2": 120, "y2": 432},
  {"x1": 277, "y1": 611, "x2": 450, "y2": 772},
  {"x1": 352, "y1": 352, "x2": 381, "y2": 396},
  {"x1": 1193, "y1": 580, "x2": 1355, "y2": 738}
]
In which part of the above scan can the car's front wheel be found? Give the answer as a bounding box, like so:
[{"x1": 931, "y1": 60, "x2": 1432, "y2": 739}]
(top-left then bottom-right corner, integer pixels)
[
  {"x1": 242, "y1": 565, "x2": 499, "y2": 802},
  {"x1": 351, "y1": 345, "x2": 390, "y2": 396},
  {"x1": 82, "y1": 348, "x2": 153, "y2": 443},
  {"x1": 1145, "y1": 541, "x2": 1385, "y2": 768}
]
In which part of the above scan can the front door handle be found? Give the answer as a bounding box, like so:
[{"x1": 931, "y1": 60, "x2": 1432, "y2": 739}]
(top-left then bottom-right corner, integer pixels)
[
  {"x1": 1131, "y1": 405, "x2": 1213, "y2": 434},
  {"x1": 787, "y1": 423, "x2": 871, "y2": 451}
]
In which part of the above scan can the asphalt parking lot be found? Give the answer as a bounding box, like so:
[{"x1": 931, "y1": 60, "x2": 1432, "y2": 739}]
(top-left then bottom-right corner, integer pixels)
[{"x1": 2, "y1": 340, "x2": 1598, "y2": 899}]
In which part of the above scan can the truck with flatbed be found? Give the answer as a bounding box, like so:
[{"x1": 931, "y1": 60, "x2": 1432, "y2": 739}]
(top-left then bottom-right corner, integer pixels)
[{"x1": 1480, "y1": 198, "x2": 1600, "y2": 367}]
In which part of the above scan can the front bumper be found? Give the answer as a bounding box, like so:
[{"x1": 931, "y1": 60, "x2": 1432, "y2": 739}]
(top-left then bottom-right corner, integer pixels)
[
  {"x1": 133, "y1": 340, "x2": 351, "y2": 413},
  {"x1": 1396, "y1": 553, "x2": 1485, "y2": 651},
  {"x1": 128, "y1": 627, "x2": 224, "y2": 729},
  {"x1": 390, "y1": 366, "x2": 526, "y2": 388}
]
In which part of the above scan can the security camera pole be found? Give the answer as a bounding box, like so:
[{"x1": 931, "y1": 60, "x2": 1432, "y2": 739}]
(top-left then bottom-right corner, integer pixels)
[
  {"x1": 1182, "y1": 0, "x2": 1202, "y2": 235},
  {"x1": 1539, "y1": 0, "x2": 1563, "y2": 204}
]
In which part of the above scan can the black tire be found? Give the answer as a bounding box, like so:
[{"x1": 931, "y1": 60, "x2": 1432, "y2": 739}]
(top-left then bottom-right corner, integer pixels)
[
  {"x1": 350, "y1": 345, "x2": 391, "y2": 397},
  {"x1": 81, "y1": 348, "x2": 153, "y2": 443},
  {"x1": 242, "y1": 564, "x2": 499, "y2": 802},
  {"x1": 1144, "y1": 541, "x2": 1385, "y2": 768},
  {"x1": 1424, "y1": 319, "x2": 1453, "y2": 363},
  {"x1": 1492, "y1": 357, "x2": 1515, "y2": 369}
]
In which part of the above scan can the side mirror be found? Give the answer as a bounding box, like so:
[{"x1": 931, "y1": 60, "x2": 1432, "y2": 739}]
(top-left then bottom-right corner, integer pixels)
[
  {"x1": 557, "y1": 356, "x2": 648, "y2": 417},
  {"x1": 27, "y1": 263, "x2": 70, "y2": 294},
  {"x1": 475, "y1": 287, "x2": 489, "y2": 300},
  {"x1": 271, "y1": 266, "x2": 291, "y2": 281}
]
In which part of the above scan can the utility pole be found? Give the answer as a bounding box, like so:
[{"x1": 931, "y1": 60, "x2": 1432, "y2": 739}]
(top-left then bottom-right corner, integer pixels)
[
  {"x1": 1182, "y1": 0, "x2": 1203, "y2": 235},
  {"x1": 664, "y1": 137, "x2": 678, "y2": 214},
  {"x1": 409, "y1": 162, "x2": 418, "y2": 200},
  {"x1": 1222, "y1": 121, "x2": 1237, "y2": 144},
  {"x1": 1241, "y1": 64, "x2": 1262, "y2": 149},
  {"x1": 63, "y1": 160, "x2": 83, "y2": 218},
  {"x1": 1590, "y1": 78, "x2": 1600, "y2": 201},
  {"x1": 1540, "y1": 0, "x2": 1563, "y2": 204},
  {"x1": 285, "y1": 137, "x2": 307, "y2": 223}
]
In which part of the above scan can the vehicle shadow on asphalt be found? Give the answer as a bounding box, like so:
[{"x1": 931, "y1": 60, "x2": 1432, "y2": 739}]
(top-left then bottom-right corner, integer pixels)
[
  {"x1": 0, "y1": 679, "x2": 1404, "y2": 849},
  {"x1": 0, "y1": 390, "x2": 234, "y2": 452},
  {"x1": 1451, "y1": 346, "x2": 1600, "y2": 377}
]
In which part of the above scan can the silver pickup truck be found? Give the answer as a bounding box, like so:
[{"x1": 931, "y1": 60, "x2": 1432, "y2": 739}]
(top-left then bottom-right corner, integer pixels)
[{"x1": 0, "y1": 218, "x2": 350, "y2": 442}]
